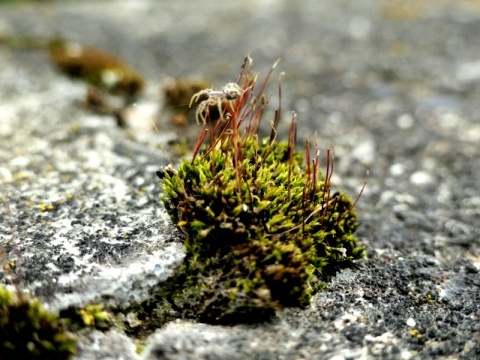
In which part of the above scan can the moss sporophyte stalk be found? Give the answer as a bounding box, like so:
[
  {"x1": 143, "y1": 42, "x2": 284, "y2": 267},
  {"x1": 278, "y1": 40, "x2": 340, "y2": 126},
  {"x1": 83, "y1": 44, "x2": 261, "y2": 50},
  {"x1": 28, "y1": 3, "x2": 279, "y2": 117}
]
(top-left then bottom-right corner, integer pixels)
[{"x1": 157, "y1": 56, "x2": 366, "y2": 322}]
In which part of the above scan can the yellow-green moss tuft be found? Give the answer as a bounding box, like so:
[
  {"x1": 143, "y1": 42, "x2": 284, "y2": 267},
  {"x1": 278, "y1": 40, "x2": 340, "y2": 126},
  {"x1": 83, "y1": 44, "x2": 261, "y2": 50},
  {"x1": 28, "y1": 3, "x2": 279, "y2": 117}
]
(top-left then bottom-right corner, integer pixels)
[
  {"x1": 0, "y1": 286, "x2": 77, "y2": 359},
  {"x1": 157, "y1": 56, "x2": 366, "y2": 323}
]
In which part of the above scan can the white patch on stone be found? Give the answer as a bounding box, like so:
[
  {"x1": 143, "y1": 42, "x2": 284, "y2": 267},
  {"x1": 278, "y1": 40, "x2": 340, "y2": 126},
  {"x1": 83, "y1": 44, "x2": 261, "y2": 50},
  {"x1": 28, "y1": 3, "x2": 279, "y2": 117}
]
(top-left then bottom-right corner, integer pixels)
[
  {"x1": 410, "y1": 171, "x2": 434, "y2": 186},
  {"x1": 389, "y1": 163, "x2": 405, "y2": 176},
  {"x1": 351, "y1": 140, "x2": 375, "y2": 165},
  {"x1": 0, "y1": 167, "x2": 13, "y2": 182},
  {"x1": 396, "y1": 113, "x2": 414, "y2": 129},
  {"x1": 456, "y1": 60, "x2": 480, "y2": 83},
  {"x1": 406, "y1": 317, "x2": 416, "y2": 327}
]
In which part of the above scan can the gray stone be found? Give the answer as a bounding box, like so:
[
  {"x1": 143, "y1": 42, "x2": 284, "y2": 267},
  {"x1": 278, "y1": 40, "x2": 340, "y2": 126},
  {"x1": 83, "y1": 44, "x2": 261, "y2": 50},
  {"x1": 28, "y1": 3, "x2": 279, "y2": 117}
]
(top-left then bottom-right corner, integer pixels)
[{"x1": 1, "y1": 1, "x2": 479, "y2": 359}]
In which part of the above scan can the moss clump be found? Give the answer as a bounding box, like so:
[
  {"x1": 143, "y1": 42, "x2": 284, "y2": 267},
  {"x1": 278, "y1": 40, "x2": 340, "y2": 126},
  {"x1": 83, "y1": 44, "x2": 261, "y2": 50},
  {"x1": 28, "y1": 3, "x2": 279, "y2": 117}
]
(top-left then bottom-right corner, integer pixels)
[
  {"x1": 163, "y1": 78, "x2": 212, "y2": 125},
  {"x1": 48, "y1": 40, "x2": 144, "y2": 99},
  {"x1": 59, "y1": 304, "x2": 112, "y2": 332},
  {"x1": 0, "y1": 286, "x2": 77, "y2": 359},
  {"x1": 158, "y1": 56, "x2": 365, "y2": 323}
]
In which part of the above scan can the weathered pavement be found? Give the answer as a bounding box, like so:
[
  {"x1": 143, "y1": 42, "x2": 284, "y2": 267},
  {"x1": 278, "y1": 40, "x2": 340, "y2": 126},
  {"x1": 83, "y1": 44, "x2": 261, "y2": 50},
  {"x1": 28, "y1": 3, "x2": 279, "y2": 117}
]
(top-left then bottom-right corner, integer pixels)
[{"x1": 1, "y1": 1, "x2": 479, "y2": 359}]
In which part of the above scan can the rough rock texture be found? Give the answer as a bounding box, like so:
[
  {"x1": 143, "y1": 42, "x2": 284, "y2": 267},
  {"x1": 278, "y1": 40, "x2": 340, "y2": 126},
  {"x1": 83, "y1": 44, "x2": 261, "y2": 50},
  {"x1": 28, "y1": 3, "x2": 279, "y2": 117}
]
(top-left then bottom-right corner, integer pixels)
[{"x1": 1, "y1": 0, "x2": 479, "y2": 359}]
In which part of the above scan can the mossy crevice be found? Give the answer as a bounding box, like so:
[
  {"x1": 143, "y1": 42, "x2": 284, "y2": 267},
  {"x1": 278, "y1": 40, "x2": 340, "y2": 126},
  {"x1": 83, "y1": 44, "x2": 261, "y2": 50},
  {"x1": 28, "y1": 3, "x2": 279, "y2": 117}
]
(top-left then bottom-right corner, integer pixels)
[{"x1": 0, "y1": 286, "x2": 77, "y2": 359}]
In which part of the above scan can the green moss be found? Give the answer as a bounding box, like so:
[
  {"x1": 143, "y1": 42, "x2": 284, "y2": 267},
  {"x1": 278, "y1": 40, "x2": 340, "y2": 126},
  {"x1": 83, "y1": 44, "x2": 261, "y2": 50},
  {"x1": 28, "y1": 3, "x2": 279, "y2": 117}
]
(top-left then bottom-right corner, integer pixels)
[
  {"x1": 157, "y1": 57, "x2": 365, "y2": 323},
  {"x1": 0, "y1": 285, "x2": 77, "y2": 359},
  {"x1": 59, "y1": 303, "x2": 112, "y2": 332}
]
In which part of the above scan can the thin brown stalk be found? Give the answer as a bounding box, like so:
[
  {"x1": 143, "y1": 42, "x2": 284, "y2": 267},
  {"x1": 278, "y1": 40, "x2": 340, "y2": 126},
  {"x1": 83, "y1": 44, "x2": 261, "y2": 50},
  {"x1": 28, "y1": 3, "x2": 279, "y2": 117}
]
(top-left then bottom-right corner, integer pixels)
[
  {"x1": 312, "y1": 134, "x2": 319, "y2": 201},
  {"x1": 235, "y1": 54, "x2": 251, "y2": 84},
  {"x1": 236, "y1": 77, "x2": 257, "y2": 129},
  {"x1": 321, "y1": 148, "x2": 332, "y2": 222},
  {"x1": 301, "y1": 181, "x2": 306, "y2": 236},
  {"x1": 201, "y1": 116, "x2": 234, "y2": 162},
  {"x1": 270, "y1": 72, "x2": 284, "y2": 144},
  {"x1": 247, "y1": 94, "x2": 272, "y2": 139},
  {"x1": 192, "y1": 127, "x2": 209, "y2": 163},
  {"x1": 304, "y1": 138, "x2": 311, "y2": 189},
  {"x1": 337, "y1": 170, "x2": 370, "y2": 224},
  {"x1": 257, "y1": 58, "x2": 281, "y2": 98},
  {"x1": 287, "y1": 113, "x2": 297, "y2": 202}
]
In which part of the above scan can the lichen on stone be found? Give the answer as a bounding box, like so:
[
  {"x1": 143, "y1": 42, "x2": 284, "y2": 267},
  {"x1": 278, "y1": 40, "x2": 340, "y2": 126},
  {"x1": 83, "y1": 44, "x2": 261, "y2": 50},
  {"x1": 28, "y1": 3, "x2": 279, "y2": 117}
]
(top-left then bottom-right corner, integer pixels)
[{"x1": 157, "y1": 56, "x2": 366, "y2": 323}]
